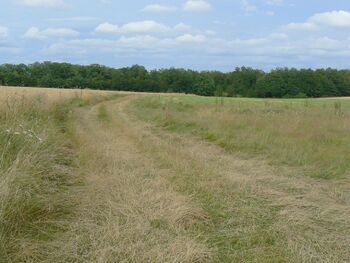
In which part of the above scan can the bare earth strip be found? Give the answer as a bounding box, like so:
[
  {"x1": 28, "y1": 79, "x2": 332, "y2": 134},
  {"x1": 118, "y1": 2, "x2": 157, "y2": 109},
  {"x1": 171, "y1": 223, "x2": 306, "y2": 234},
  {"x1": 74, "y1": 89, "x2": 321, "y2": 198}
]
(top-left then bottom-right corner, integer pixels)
[{"x1": 53, "y1": 95, "x2": 350, "y2": 262}]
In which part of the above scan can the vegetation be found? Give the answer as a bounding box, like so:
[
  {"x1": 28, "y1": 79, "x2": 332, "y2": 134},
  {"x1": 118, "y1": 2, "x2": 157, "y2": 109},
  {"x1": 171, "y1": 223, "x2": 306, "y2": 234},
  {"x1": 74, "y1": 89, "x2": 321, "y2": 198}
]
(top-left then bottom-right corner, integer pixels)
[
  {"x1": 0, "y1": 87, "x2": 116, "y2": 262},
  {"x1": 128, "y1": 95, "x2": 350, "y2": 262},
  {"x1": 130, "y1": 96, "x2": 350, "y2": 179},
  {"x1": 1, "y1": 87, "x2": 350, "y2": 262},
  {"x1": 1, "y1": 62, "x2": 350, "y2": 98}
]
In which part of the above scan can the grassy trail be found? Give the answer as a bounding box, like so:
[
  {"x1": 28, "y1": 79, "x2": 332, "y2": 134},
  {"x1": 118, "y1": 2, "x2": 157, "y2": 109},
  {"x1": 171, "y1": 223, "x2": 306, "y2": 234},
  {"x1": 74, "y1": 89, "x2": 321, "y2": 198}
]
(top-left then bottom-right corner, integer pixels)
[{"x1": 53, "y1": 95, "x2": 350, "y2": 262}]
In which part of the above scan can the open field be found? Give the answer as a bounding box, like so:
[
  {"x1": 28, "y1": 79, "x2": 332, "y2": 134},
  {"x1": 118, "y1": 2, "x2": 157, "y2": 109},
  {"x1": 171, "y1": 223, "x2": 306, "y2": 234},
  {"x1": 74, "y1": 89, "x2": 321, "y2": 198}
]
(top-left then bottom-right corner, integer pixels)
[
  {"x1": 0, "y1": 86, "x2": 119, "y2": 108},
  {"x1": 1, "y1": 87, "x2": 350, "y2": 262},
  {"x1": 131, "y1": 96, "x2": 350, "y2": 179}
]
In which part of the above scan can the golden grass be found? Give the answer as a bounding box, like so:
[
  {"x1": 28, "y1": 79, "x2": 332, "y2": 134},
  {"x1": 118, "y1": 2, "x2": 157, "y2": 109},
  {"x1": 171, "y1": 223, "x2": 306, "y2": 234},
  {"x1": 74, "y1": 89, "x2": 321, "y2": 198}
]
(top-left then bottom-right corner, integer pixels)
[
  {"x1": 0, "y1": 86, "x2": 117, "y2": 110},
  {"x1": 0, "y1": 86, "x2": 119, "y2": 262},
  {"x1": 50, "y1": 100, "x2": 212, "y2": 262},
  {"x1": 2, "y1": 87, "x2": 350, "y2": 262}
]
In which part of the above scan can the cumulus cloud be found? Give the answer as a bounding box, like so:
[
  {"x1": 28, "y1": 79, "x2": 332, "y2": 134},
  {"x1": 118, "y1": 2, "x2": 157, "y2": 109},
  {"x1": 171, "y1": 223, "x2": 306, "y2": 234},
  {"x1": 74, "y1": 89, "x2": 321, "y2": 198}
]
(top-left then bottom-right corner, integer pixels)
[
  {"x1": 95, "y1": 21, "x2": 190, "y2": 34},
  {"x1": 24, "y1": 27, "x2": 79, "y2": 39},
  {"x1": 284, "y1": 10, "x2": 350, "y2": 31},
  {"x1": 120, "y1": 21, "x2": 171, "y2": 33},
  {"x1": 142, "y1": 4, "x2": 177, "y2": 12},
  {"x1": 310, "y1": 10, "x2": 350, "y2": 28},
  {"x1": 95, "y1": 23, "x2": 120, "y2": 34},
  {"x1": 184, "y1": 0, "x2": 211, "y2": 12},
  {"x1": 16, "y1": 0, "x2": 66, "y2": 8},
  {"x1": 41, "y1": 29, "x2": 350, "y2": 70}
]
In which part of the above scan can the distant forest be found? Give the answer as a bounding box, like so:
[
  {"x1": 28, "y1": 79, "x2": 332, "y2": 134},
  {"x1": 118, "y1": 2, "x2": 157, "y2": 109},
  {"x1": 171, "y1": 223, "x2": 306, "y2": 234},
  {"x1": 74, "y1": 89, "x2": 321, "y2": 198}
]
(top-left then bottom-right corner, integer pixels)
[{"x1": 1, "y1": 62, "x2": 350, "y2": 98}]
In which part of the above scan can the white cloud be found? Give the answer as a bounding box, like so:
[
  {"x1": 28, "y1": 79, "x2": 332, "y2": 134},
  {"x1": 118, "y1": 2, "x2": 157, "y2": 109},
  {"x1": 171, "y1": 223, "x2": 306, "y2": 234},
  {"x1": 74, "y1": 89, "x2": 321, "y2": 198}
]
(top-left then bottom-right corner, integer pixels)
[
  {"x1": 95, "y1": 21, "x2": 190, "y2": 34},
  {"x1": 284, "y1": 10, "x2": 350, "y2": 31},
  {"x1": 242, "y1": 0, "x2": 257, "y2": 14},
  {"x1": 309, "y1": 10, "x2": 350, "y2": 28},
  {"x1": 184, "y1": 0, "x2": 211, "y2": 12},
  {"x1": 24, "y1": 27, "x2": 79, "y2": 39},
  {"x1": 176, "y1": 34, "x2": 207, "y2": 44},
  {"x1": 16, "y1": 0, "x2": 66, "y2": 8},
  {"x1": 45, "y1": 33, "x2": 209, "y2": 56},
  {"x1": 45, "y1": 38, "x2": 117, "y2": 55},
  {"x1": 41, "y1": 31, "x2": 350, "y2": 70},
  {"x1": 311, "y1": 37, "x2": 344, "y2": 51},
  {"x1": 207, "y1": 33, "x2": 350, "y2": 65},
  {"x1": 96, "y1": 21, "x2": 170, "y2": 34},
  {"x1": 0, "y1": 26, "x2": 9, "y2": 39},
  {"x1": 173, "y1": 23, "x2": 191, "y2": 31},
  {"x1": 95, "y1": 23, "x2": 120, "y2": 33},
  {"x1": 121, "y1": 21, "x2": 170, "y2": 33},
  {"x1": 117, "y1": 35, "x2": 176, "y2": 50},
  {"x1": 265, "y1": 0, "x2": 283, "y2": 6},
  {"x1": 143, "y1": 4, "x2": 177, "y2": 12},
  {"x1": 284, "y1": 22, "x2": 318, "y2": 31}
]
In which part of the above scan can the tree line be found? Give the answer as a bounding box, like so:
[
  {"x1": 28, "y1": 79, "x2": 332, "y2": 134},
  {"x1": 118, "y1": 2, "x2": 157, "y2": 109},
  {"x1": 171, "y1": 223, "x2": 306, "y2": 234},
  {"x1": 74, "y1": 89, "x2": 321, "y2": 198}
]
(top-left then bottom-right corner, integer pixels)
[{"x1": 1, "y1": 62, "x2": 350, "y2": 98}]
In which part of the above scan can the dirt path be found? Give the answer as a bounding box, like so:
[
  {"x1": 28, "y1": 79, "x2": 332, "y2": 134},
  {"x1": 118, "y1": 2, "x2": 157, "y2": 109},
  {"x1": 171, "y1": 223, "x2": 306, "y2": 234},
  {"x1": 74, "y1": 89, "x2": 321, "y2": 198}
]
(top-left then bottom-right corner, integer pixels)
[{"x1": 57, "y1": 95, "x2": 350, "y2": 263}]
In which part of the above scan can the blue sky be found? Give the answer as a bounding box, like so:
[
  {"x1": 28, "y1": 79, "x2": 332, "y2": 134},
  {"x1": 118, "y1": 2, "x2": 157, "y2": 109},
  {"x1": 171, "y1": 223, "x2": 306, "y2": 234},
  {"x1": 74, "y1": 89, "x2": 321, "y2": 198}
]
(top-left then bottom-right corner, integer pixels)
[{"x1": 0, "y1": 0, "x2": 350, "y2": 71}]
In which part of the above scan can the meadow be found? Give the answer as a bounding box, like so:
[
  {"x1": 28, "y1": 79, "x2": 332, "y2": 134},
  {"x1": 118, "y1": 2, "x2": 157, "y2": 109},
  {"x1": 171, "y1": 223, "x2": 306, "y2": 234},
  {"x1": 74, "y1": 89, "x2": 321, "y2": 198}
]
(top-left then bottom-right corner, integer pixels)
[
  {"x1": 130, "y1": 95, "x2": 350, "y2": 179},
  {"x1": 0, "y1": 86, "x2": 117, "y2": 262},
  {"x1": 1, "y1": 87, "x2": 350, "y2": 262}
]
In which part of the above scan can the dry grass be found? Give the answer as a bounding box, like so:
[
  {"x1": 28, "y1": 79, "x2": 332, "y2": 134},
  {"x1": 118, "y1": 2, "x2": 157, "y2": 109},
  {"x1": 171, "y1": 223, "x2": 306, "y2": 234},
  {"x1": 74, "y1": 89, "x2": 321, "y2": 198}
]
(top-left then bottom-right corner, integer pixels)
[
  {"x1": 129, "y1": 95, "x2": 350, "y2": 262},
  {"x1": 46, "y1": 100, "x2": 212, "y2": 262},
  {"x1": 2, "y1": 86, "x2": 350, "y2": 262},
  {"x1": 0, "y1": 86, "x2": 118, "y2": 262},
  {"x1": 0, "y1": 86, "x2": 117, "y2": 110}
]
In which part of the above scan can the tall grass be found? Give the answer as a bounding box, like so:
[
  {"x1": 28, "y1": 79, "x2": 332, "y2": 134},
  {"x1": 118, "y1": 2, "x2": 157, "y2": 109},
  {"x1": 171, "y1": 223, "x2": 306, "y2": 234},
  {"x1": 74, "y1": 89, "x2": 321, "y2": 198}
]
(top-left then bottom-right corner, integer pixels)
[
  {"x1": 0, "y1": 96, "x2": 76, "y2": 262},
  {"x1": 130, "y1": 96, "x2": 350, "y2": 179},
  {"x1": 0, "y1": 89, "x2": 117, "y2": 262}
]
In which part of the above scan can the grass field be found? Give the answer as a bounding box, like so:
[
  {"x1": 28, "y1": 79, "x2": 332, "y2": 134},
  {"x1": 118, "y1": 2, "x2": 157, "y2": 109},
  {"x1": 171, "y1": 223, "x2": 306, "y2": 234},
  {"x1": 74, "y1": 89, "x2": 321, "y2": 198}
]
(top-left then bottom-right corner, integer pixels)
[
  {"x1": 1, "y1": 87, "x2": 350, "y2": 262},
  {"x1": 0, "y1": 86, "x2": 118, "y2": 262},
  {"x1": 130, "y1": 95, "x2": 350, "y2": 179}
]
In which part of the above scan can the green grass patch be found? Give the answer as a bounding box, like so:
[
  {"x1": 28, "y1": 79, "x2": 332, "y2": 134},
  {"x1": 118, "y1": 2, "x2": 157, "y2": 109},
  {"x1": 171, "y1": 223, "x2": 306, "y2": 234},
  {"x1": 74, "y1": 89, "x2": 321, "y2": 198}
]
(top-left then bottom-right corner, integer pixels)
[
  {"x1": 130, "y1": 96, "x2": 350, "y2": 179},
  {"x1": 97, "y1": 104, "x2": 111, "y2": 122}
]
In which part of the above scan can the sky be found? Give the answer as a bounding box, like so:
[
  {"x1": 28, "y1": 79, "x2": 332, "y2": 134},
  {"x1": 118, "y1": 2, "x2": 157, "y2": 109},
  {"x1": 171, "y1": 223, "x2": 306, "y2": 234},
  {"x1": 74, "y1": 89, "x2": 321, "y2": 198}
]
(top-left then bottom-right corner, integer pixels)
[{"x1": 0, "y1": 0, "x2": 350, "y2": 71}]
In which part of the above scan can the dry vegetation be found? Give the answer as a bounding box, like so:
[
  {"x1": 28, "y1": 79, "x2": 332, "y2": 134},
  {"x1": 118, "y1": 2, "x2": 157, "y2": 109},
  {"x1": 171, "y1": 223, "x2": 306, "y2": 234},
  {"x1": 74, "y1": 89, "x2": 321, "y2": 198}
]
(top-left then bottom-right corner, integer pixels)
[
  {"x1": 0, "y1": 86, "x2": 117, "y2": 108},
  {"x1": 1, "y1": 86, "x2": 350, "y2": 262},
  {"x1": 0, "y1": 86, "x2": 117, "y2": 262},
  {"x1": 130, "y1": 95, "x2": 350, "y2": 262},
  {"x1": 54, "y1": 100, "x2": 212, "y2": 262}
]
